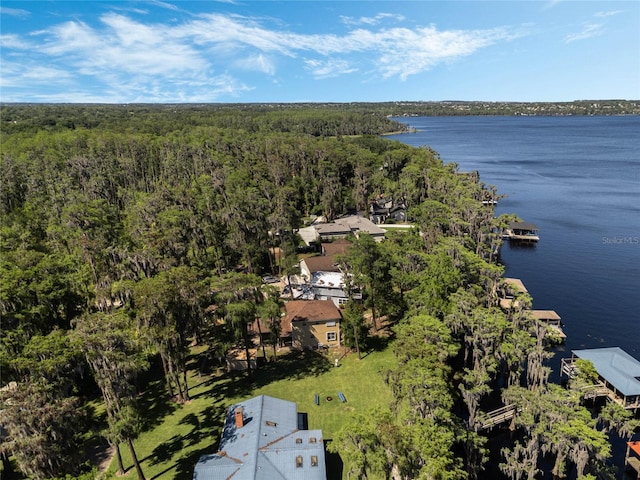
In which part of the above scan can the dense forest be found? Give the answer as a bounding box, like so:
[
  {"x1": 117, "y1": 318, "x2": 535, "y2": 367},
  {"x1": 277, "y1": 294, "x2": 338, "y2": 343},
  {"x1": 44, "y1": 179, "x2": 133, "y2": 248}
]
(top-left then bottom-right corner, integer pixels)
[{"x1": 1, "y1": 104, "x2": 638, "y2": 480}]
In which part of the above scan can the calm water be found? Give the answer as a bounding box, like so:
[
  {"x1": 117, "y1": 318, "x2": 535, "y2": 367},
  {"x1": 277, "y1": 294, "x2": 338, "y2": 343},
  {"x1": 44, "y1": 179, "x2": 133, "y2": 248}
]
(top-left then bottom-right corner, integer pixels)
[{"x1": 389, "y1": 116, "x2": 640, "y2": 474}]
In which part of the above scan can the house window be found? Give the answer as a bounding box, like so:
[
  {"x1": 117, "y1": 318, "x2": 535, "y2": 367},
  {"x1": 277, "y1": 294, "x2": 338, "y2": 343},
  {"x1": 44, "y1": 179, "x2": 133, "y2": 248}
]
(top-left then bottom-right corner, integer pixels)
[
  {"x1": 327, "y1": 332, "x2": 337, "y2": 342},
  {"x1": 338, "y1": 298, "x2": 348, "y2": 305},
  {"x1": 265, "y1": 421, "x2": 277, "y2": 427},
  {"x1": 296, "y1": 455, "x2": 303, "y2": 468},
  {"x1": 295, "y1": 438, "x2": 302, "y2": 444},
  {"x1": 311, "y1": 455, "x2": 318, "y2": 467},
  {"x1": 309, "y1": 437, "x2": 317, "y2": 444}
]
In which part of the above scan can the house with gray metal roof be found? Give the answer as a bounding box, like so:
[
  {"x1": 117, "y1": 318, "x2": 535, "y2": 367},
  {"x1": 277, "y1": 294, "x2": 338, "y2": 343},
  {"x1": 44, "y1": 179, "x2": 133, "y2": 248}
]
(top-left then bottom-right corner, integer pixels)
[
  {"x1": 193, "y1": 395, "x2": 327, "y2": 479},
  {"x1": 561, "y1": 347, "x2": 640, "y2": 411}
]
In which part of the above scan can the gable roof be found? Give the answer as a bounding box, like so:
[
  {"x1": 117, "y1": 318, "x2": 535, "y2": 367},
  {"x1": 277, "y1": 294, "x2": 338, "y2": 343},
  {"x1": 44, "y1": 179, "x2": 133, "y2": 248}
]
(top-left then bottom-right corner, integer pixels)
[
  {"x1": 302, "y1": 256, "x2": 340, "y2": 274},
  {"x1": 285, "y1": 300, "x2": 341, "y2": 323},
  {"x1": 335, "y1": 215, "x2": 386, "y2": 237},
  {"x1": 530, "y1": 310, "x2": 561, "y2": 321},
  {"x1": 509, "y1": 222, "x2": 538, "y2": 231},
  {"x1": 503, "y1": 277, "x2": 528, "y2": 294},
  {"x1": 193, "y1": 395, "x2": 326, "y2": 480},
  {"x1": 321, "y1": 239, "x2": 351, "y2": 257},
  {"x1": 573, "y1": 347, "x2": 640, "y2": 397}
]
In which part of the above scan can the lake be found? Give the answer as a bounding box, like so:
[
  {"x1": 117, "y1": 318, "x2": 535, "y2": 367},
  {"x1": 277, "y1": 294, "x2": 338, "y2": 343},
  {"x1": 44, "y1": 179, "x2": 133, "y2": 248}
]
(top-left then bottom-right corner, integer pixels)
[{"x1": 388, "y1": 115, "x2": 640, "y2": 476}]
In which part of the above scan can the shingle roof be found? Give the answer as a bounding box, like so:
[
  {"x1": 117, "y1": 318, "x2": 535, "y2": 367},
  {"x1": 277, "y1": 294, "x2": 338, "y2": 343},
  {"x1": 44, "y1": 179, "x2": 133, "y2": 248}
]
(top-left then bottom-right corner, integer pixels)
[
  {"x1": 285, "y1": 300, "x2": 341, "y2": 323},
  {"x1": 573, "y1": 347, "x2": 640, "y2": 397},
  {"x1": 530, "y1": 310, "x2": 561, "y2": 321},
  {"x1": 193, "y1": 395, "x2": 326, "y2": 480},
  {"x1": 321, "y1": 239, "x2": 351, "y2": 257},
  {"x1": 302, "y1": 256, "x2": 340, "y2": 274},
  {"x1": 504, "y1": 277, "x2": 528, "y2": 293}
]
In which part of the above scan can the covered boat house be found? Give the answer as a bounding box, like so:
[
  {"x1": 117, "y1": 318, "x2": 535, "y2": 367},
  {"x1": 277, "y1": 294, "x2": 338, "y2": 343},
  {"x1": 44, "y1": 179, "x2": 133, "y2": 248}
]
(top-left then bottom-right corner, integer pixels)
[
  {"x1": 530, "y1": 310, "x2": 566, "y2": 341},
  {"x1": 503, "y1": 221, "x2": 539, "y2": 242},
  {"x1": 561, "y1": 347, "x2": 640, "y2": 411}
]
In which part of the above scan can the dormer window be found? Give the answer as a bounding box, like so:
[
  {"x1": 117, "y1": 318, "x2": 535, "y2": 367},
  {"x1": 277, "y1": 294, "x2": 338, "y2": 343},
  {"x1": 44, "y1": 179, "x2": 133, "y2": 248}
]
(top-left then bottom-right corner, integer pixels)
[{"x1": 265, "y1": 421, "x2": 277, "y2": 427}]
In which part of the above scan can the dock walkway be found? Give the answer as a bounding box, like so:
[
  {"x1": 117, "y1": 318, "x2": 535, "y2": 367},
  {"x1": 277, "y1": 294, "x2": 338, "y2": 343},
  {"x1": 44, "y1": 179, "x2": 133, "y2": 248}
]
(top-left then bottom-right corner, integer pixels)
[{"x1": 478, "y1": 405, "x2": 517, "y2": 431}]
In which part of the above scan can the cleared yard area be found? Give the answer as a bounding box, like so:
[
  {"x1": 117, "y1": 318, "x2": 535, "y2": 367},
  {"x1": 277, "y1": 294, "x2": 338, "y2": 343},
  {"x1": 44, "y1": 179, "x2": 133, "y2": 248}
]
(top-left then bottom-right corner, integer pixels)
[{"x1": 104, "y1": 341, "x2": 395, "y2": 480}]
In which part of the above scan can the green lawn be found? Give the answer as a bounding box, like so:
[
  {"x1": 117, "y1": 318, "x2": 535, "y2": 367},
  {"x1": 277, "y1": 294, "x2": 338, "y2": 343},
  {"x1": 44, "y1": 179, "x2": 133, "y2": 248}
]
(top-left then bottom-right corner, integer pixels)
[{"x1": 103, "y1": 340, "x2": 396, "y2": 480}]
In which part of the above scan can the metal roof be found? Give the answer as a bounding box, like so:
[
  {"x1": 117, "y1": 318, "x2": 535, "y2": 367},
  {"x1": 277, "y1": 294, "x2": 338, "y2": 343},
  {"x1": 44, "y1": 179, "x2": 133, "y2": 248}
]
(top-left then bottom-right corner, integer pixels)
[
  {"x1": 573, "y1": 347, "x2": 640, "y2": 397},
  {"x1": 193, "y1": 395, "x2": 327, "y2": 480}
]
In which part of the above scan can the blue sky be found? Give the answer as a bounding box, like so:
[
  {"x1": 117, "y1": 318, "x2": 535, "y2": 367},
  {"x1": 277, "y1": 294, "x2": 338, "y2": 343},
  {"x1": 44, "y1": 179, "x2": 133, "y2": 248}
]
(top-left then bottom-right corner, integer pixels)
[{"x1": 1, "y1": 1, "x2": 638, "y2": 103}]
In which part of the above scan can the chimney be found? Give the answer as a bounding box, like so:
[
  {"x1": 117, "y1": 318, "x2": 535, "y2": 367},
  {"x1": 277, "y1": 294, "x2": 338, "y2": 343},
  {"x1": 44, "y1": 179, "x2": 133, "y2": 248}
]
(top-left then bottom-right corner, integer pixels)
[{"x1": 234, "y1": 407, "x2": 244, "y2": 428}]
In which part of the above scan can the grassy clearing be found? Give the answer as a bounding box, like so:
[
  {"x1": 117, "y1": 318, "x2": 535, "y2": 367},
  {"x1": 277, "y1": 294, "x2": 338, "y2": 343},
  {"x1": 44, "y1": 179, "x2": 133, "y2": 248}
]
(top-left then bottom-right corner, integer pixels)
[{"x1": 103, "y1": 339, "x2": 395, "y2": 480}]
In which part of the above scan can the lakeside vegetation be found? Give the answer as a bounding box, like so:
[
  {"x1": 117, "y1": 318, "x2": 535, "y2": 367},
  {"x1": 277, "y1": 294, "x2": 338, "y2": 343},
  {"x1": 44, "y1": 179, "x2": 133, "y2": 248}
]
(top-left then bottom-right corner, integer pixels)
[{"x1": 1, "y1": 104, "x2": 638, "y2": 480}]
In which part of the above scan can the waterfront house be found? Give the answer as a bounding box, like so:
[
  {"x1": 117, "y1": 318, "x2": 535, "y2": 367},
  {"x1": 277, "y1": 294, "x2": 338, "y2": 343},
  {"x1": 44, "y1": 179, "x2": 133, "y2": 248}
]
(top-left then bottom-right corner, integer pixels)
[
  {"x1": 561, "y1": 347, "x2": 640, "y2": 411},
  {"x1": 193, "y1": 395, "x2": 326, "y2": 480}
]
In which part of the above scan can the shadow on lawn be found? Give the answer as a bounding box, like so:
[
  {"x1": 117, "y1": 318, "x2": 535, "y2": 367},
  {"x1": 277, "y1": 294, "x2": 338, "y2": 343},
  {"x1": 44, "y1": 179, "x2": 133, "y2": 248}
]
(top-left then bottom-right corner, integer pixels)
[
  {"x1": 254, "y1": 349, "x2": 332, "y2": 385},
  {"x1": 190, "y1": 349, "x2": 332, "y2": 403},
  {"x1": 137, "y1": 376, "x2": 179, "y2": 433},
  {"x1": 146, "y1": 396, "x2": 225, "y2": 471}
]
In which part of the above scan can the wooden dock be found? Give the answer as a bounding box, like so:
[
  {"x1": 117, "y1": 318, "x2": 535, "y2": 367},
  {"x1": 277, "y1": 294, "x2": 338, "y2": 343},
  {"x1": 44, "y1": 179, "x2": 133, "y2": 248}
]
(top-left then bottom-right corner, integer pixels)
[
  {"x1": 625, "y1": 441, "x2": 640, "y2": 480},
  {"x1": 499, "y1": 277, "x2": 529, "y2": 310},
  {"x1": 478, "y1": 405, "x2": 517, "y2": 431},
  {"x1": 530, "y1": 310, "x2": 566, "y2": 341}
]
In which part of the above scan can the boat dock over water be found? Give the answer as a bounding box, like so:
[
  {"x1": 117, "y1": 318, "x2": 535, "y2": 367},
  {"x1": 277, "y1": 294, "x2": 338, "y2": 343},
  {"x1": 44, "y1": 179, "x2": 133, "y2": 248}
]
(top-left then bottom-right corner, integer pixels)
[
  {"x1": 502, "y1": 221, "x2": 539, "y2": 242},
  {"x1": 498, "y1": 278, "x2": 566, "y2": 341},
  {"x1": 530, "y1": 310, "x2": 566, "y2": 341},
  {"x1": 561, "y1": 347, "x2": 640, "y2": 412}
]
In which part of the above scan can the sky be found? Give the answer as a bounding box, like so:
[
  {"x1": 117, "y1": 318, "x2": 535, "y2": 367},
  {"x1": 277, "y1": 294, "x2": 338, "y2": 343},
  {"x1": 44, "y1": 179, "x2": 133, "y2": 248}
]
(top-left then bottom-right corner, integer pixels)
[{"x1": 1, "y1": 1, "x2": 639, "y2": 103}]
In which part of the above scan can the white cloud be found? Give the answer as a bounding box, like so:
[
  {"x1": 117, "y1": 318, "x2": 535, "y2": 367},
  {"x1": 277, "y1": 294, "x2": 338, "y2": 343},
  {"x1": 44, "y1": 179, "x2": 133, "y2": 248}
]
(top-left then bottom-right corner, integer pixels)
[
  {"x1": 0, "y1": 7, "x2": 30, "y2": 18},
  {"x1": 340, "y1": 13, "x2": 405, "y2": 26},
  {"x1": 147, "y1": 0, "x2": 179, "y2": 12},
  {"x1": 233, "y1": 54, "x2": 276, "y2": 75},
  {"x1": 39, "y1": 14, "x2": 206, "y2": 77},
  {"x1": 0, "y1": 34, "x2": 32, "y2": 49},
  {"x1": 1, "y1": 9, "x2": 520, "y2": 101},
  {"x1": 566, "y1": 23, "x2": 602, "y2": 43},
  {"x1": 304, "y1": 58, "x2": 357, "y2": 78},
  {"x1": 594, "y1": 10, "x2": 623, "y2": 18}
]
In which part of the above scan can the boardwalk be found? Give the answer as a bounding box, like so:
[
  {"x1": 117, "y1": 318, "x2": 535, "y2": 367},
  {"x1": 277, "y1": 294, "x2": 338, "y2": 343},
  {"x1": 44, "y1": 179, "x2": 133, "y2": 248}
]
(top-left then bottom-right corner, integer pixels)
[{"x1": 478, "y1": 405, "x2": 517, "y2": 431}]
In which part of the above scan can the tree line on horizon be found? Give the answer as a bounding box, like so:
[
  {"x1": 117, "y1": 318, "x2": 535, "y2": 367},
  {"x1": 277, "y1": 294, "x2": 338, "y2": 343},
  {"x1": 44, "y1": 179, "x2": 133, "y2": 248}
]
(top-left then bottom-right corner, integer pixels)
[{"x1": 0, "y1": 104, "x2": 637, "y2": 480}]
